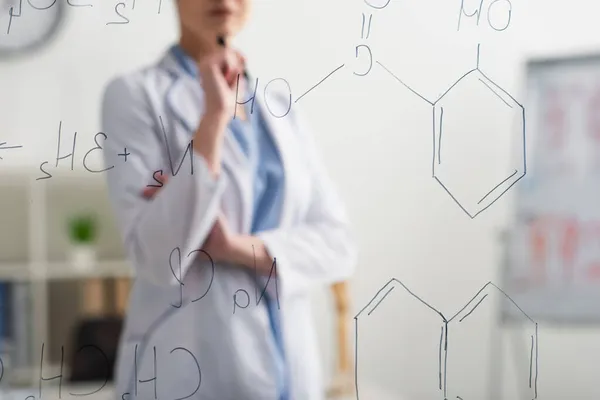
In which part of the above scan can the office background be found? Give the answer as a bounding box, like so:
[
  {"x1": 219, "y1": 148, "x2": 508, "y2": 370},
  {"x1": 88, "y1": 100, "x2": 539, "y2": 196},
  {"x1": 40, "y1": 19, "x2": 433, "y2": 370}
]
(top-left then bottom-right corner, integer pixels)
[{"x1": 1, "y1": 0, "x2": 600, "y2": 399}]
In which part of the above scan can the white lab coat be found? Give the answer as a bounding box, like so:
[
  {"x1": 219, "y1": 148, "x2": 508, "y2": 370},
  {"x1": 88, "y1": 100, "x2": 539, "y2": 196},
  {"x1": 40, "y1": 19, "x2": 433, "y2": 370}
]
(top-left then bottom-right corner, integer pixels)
[{"x1": 100, "y1": 49, "x2": 357, "y2": 400}]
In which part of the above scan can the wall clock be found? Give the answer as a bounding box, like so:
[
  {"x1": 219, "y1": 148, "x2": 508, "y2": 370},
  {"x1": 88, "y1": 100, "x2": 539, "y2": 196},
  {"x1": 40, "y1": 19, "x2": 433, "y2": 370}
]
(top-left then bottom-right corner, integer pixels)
[{"x1": 0, "y1": 0, "x2": 66, "y2": 58}]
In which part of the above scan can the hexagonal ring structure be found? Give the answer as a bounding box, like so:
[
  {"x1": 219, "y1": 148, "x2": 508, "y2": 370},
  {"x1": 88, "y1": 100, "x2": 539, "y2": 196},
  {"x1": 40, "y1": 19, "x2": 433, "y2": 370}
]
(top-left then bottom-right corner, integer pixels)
[
  {"x1": 354, "y1": 280, "x2": 538, "y2": 400},
  {"x1": 431, "y1": 67, "x2": 526, "y2": 218}
]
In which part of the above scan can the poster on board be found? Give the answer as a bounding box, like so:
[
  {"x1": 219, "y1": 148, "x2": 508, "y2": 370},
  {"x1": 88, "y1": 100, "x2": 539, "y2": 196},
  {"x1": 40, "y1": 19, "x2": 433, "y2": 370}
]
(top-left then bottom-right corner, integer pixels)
[{"x1": 503, "y1": 54, "x2": 600, "y2": 323}]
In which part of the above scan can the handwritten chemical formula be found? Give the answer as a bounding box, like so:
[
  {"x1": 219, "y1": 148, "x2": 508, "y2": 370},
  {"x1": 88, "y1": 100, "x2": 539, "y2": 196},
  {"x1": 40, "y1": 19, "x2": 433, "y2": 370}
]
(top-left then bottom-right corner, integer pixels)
[
  {"x1": 0, "y1": 0, "x2": 525, "y2": 219},
  {"x1": 0, "y1": 1, "x2": 539, "y2": 399},
  {"x1": 0, "y1": 341, "x2": 204, "y2": 400},
  {"x1": 2, "y1": 0, "x2": 167, "y2": 32}
]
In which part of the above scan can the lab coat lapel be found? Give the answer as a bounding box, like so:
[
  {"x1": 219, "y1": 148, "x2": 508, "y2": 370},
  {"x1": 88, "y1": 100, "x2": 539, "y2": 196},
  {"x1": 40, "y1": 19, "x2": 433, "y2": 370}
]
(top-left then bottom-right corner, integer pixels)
[
  {"x1": 166, "y1": 73, "x2": 247, "y2": 168},
  {"x1": 162, "y1": 53, "x2": 252, "y2": 231}
]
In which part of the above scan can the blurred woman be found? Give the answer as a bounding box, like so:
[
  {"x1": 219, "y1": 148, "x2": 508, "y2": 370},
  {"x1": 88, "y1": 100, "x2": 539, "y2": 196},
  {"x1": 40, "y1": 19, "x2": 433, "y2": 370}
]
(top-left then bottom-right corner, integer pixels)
[{"x1": 100, "y1": 0, "x2": 357, "y2": 399}]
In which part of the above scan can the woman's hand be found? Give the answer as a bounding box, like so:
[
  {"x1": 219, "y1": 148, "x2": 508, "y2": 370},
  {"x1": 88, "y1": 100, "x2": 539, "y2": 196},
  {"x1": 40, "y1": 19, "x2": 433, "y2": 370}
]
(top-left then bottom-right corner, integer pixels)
[
  {"x1": 142, "y1": 179, "x2": 272, "y2": 271},
  {"x1": 141, "y1": 180, "x2": 241, "y2": 264},
  {"x1": 142, "y1": 171, "x2": 169, "y2": 199},
  {"x1": 205, "y1": 218, "x2": 275, "y2": 275},
  {"x1": 193, "y1": 48, "x2": 246, "y2": 176},
  {"x1": 227, "y1": 234, "x2": 276, "y2": 276},
  {"x1": 202, "y1": 214, "x2": 238, "y2": 264},
  {"x1": 197, "y1": 47, "x2": 246, "y2": 120}
]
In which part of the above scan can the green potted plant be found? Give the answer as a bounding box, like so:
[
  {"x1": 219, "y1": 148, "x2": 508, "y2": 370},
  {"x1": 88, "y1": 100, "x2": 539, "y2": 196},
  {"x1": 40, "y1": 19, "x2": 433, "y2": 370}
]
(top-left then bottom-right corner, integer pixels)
[{"x1": 67, "y1": 213, "x2": 98, "y2": 271}]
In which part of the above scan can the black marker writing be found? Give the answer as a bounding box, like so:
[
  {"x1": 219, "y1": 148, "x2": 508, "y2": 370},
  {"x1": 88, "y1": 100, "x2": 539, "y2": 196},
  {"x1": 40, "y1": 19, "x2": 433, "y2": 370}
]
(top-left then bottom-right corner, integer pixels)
[
  {"x1": 354, "y1": 44, "x2": 373, "y2": 77},
  {"x1": 159, "y1": 116, "x2": 194, "y2": 178},
  {"x1": 255, "y1": 258, "x2": 280, "y2": 310},
  {"x1": 147, "y1": 170, "x2": 165, "y2": 188},
  {"x1": 165, "y1": 245, "x2": 280, "y2": 312},
  {"x1": 233, "y1": 289, "x2": 250, "y2": 314},
  {"x1": 36, "y1": 121, "x2": 127, "y2": 181},
  {"x1": 170, "y1": 246, "x2": 185, "y2": 309},
  {"x1": 27, "y1": 0, "x2": 57, "y2": 11},
  {"x1": 5, "y1": 87, "x2": 313, "y2": 185},
  {"x1": 118, "y1": 148, "x2": 130, "y2": 162},
  {"x1": 37, "y1": 162, "x2": 52, "y2": 180},
  {"x1": 51, "y1": 120, "x2": 77, "y2": 175},
  {"x1": 355, "y1": 279, "x2": 538, "y2": 400},
  {"x1": 83, "y1": 132, "x2": 114, "y2": 173},
  {"x1": 294, "y1": 64, "x2": 345, "y2": 104},
  {"x1": 0, "y1": 141, "x2": 23, "y2": 159},
  {"x1": 39, "y1": 342, "x2": 64, "y2": 399},
  {"x1": 264, "y1": 78, "x2": 292, "y2": 119},
  {"x1": 234, "y1": 76, "x2": 258, "y2": 119},
  {"x1": 2, "y1": 0, "x2": 171, "y2": 31},
  {"x1": 6, "y1": 0, "x2": 22, "y2": 35},
  {"x1": 67, "y1": 0, "x2": 93, "y2": 8},
  {"x1": 233, "y1": 75, "x2": 299, "y2": 119},
  {"x1": 457, "y1": 0, "x2": 512, "y2": 32},
  {"x1": 364, "y1": 0, "x2": 391, "y2": 10},
  {"x1": 360, "y1": 12, "x2": 373, "y2": 39},
  {"x1": 39, "y1": 120, "x2": 70, "y2": 179},
  {"x1": 130, "y1": 344, "x2": 202, "y2": 399},
  {"x1": 487, "y1": 0, "x2": 512, "y2": 31},
  {"x1": 134, "y1": 344, "x2": 157, "y2": 399},
  {"x1": 375, "y1": 44, "x2": 526, "y2": 218},
  {"x1": 106, "y1": 2, "x2": 129, "y2": 25},
  {"x1": 68, "y1": 345, "x2": 109, "y2": 396},
  {"x1": 188, "y1": 249, "x2": 216, "y2": 303},
  {"x1": 170, "y1": 347, "x2": 202, "y2": 400},
  {"x1": 0, "y1": 342, "x2": 207, "y2": 399},
  {"x1": 169, "y1": 247, "x2": 215, "y2": 308},
  {"x1": 2, "y1": 0, "x2": 520, "y2": 221},
  {"x1": 234, "y1": 252, "x2": 280, "y2": 314}
]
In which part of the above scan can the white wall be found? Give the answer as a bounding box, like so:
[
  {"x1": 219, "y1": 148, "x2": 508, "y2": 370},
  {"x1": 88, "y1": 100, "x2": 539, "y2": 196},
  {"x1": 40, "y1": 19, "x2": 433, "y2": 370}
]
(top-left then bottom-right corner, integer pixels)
[{"x1": 2, "y1": 0, "x2": 600, "y2": 399}]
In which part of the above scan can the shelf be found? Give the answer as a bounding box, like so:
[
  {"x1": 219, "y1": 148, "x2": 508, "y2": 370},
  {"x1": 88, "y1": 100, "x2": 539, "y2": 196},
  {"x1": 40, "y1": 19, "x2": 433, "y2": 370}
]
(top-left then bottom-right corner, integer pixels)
[
  {"x1": 0, "y1": 263, "x2": 32, "y2": 281},
  {"x1": 40, "y1": 260, "x2": 133, "y2": 280},
  {"x1": 0, "y1": 168, "x2": 131, "y2": 389},
  {"x1": 0, "y1": 260, "x2": 132, "y2": 281},
  {"x1": 0, "y1": 176, "x2": 30, "y2": 263}
]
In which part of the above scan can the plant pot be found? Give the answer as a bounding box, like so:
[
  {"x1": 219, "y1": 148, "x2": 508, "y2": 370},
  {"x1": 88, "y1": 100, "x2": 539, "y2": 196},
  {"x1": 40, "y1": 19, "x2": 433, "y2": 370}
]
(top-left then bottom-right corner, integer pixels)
[{"x1": 70, "y1": 244, "x2": 97, "y2": 272}]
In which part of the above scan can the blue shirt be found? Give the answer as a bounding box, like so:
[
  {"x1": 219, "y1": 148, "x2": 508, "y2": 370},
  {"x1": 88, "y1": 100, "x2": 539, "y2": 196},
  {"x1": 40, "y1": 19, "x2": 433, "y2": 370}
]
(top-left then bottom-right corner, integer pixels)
[
  {"x1": 170, "y1": 44, "x2": 289, "y2": 399},
  {"x1": 228, "y1": 105, "x2": 285, "y2": 234}
]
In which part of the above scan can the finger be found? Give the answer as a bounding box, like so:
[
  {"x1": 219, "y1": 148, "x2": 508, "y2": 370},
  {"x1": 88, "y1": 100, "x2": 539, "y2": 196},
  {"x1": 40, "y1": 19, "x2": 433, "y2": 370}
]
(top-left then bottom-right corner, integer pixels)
[
  {"x1": 236, "y1": 51, "x2": 246, "y2": 70},
  {"x1": 213, "y1": 49, "x2": 237, "y2": 77},
  {"x1": 142, "y1": 174, "x2": 169, "y2": 199},
  {"x1": 142, "y1": 186, "x2": 161, "y2": 199},
  {"x1": 216, "y1": 49, "x2": 244, "y2": 83},
  {"x1": 226, "y1": 69, "x2": 243, "y2": 89},
  {"x1": 226, "y1": 63, "x2": 245, "y2": 88}
]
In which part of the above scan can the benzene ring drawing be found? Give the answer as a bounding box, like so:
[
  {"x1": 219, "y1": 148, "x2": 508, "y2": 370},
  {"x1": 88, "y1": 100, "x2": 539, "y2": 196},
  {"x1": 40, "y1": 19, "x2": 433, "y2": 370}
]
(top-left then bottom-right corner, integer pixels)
[
  {"x1": 431, "y1": 65, "x2": 526, "y2": 219},
  {"x1": 354, "y1": 279, "x2": 538, "y2": 400},
  {"x1": 377, "y1": 44, "x2": 527, "y2": 218}
]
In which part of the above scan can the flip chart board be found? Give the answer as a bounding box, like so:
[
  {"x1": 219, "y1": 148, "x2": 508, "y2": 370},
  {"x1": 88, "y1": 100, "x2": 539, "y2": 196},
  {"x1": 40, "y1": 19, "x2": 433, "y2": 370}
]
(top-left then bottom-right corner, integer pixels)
[{"x1": 503, "y1": 53, "x2": 600, "y2": 323}]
